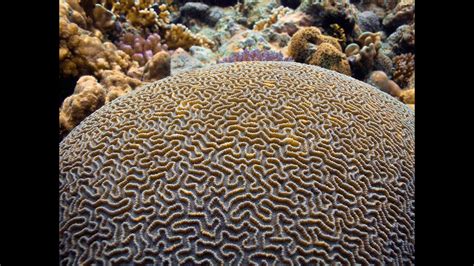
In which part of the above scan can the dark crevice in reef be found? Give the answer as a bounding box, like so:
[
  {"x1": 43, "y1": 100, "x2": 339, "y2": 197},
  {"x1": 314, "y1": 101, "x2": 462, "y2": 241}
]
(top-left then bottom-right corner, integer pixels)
[
  {"x1": 280, "y1": 0, "x2": 301, "y2": 9},
  {"x1": 59, "y1": 76, "x2": 78, "y2": 109}
]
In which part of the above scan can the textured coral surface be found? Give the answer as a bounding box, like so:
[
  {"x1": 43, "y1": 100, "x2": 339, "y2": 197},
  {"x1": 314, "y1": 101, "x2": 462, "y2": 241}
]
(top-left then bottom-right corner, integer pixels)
[{"x1": 60, "y1": 62, "x2": 414, "y2": 265}]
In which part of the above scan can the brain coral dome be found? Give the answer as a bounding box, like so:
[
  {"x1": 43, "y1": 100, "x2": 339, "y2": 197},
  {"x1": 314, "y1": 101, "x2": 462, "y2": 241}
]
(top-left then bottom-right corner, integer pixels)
[{"x1": 59, "y1": 62, "x2": 415, "y2": 265}]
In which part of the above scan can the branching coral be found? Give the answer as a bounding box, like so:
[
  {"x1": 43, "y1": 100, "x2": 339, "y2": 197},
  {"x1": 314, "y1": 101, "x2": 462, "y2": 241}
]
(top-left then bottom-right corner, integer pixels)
[
  {"x1": 60, "y1": 62, "x2": 414, "y2": 265},
  {"x1": 116, "y1": 32, "x2": 168, "y2": 66},
  {"x1": 165, "y1": 24, "x2": 215, "y2": 50},
  {"x1": 346, "y1": 31, "x2": 393, "y2": 80},
  {"x1": 253, "y1": 6, "x2": 292, "y2": 31},
  {"x1": 392, "y1": 53, "x2": 414, "y2": 88},
  {"x1": 218, "y1": 49, "x2": 293, "y2": 63},
  {"x1": 288, "y1": 27, "x2": 350, "y2": 75},
  {"x1": 110, "y1": 0, "x2": 170, "y2": 28},
  {"x1": 328, "y1": 23, "x2": 346, "y2": 46}
]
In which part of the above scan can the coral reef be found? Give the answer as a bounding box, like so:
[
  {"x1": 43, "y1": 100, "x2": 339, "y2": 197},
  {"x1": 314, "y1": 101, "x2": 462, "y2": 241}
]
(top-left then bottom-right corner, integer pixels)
[
  {"x1": 218, "y1": 48, "x2": 293, "y2": 63},
  {"x1": 110, "y1": 0, "x2": 171, "y2": 28},
  {"x1": 60, "y1": 0, "x2": 135, "y2": 77},
  {"x1": 392, "y1": 52, "x2": 415, "y2": 88},
  {"x1": 99, "y1": 70, "x2": 143, "y2": 102},
  {"x1": 288, "y1": 27, "x2": 350, "y2": 75},
  {"x1": 59, "y1": 69, "x2": 143, "y2": 137},
  {"x1": 165, "y1": 23, "x2": 215, "y2": 49},
  {"x1": 399, "y1": 88, "x2": 415, "y2": 104},
  {"x1": 367, "y1": 70, "x2": 401, "y2": 97},
  {"x1": 382, "y1": 1, "x2": 415, "y2": 33},
  {"x1": 59, "y1": 76, "x2": 106, "y2": 135},
  {"x1": 116, "y1": 32, "x2": 169, "y2": 66},
  {"x1": 380, "y1": 23, "x2": 415, "y2": 58},
  {"x1": 357, "y1": 11, "x2": 381, "y2": 33},
  {"x1": 59, "y1": 0, "x2": 416, "y2": 135},
  {"x1": 308, "y1": 42, "x2": 351, "y2": 75},
  {"x1": 253, "y1": 6, "x2": 291, "y2": 31},
  {"x1": 170, "y1": 47, "x2": 206, "y2": 74},
  {"x1": 60, "y1": 62, "x2": 414, "y2": 265},
  {"x1": 142, "y1": 51, "x2": 171, "y2": 81}
]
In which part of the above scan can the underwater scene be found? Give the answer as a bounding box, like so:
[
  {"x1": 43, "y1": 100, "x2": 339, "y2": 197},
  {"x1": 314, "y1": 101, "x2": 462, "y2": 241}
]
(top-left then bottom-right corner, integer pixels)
[{"x1": 59, "y1": 0, "x2": 415, "y2": 264}]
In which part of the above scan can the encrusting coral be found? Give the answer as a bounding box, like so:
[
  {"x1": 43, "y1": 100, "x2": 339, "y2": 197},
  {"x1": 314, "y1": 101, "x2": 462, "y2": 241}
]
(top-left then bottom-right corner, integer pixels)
[
  {"x1": 288, "y1": 26, "x2": 350, "y2": 75},
  {"x1": 60, "y1": 62, "x2": 414, "y2": 265}
]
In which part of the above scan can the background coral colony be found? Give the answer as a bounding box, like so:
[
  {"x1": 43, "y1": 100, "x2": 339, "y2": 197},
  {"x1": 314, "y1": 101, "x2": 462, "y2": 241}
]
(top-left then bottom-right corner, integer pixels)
[{"x1": 59, "y1": 0, "x2": 415, "y2": 264}]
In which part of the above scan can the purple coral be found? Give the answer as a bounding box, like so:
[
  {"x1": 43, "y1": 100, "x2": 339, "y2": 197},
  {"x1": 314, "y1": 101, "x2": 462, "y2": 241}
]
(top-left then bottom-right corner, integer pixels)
[
  {"x1": 116, "y1": 32, "x2": 168, "y2": 66},
  {"x1": 218, "y1": 49, "x2": 293, "y2": 63}
]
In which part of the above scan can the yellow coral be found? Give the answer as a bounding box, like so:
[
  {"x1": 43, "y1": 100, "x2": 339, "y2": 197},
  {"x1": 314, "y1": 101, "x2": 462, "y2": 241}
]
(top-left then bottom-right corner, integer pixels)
[
  {"x1": 165, "y1": 24, "x2": 214, "y2": 50},
  {"x1": 329, "y1": 23, "x2": 346, "y2": 46},
  {"x1": 289, "y1": 27, "x2": 350, "y2": 75},
  {"x1": 59, "y1": 0, "x2": 134, "y2": 77},
  {"x1": 287, "y1": 27, "x2": 322, "y2": 62},
  {"x1": 399, "y1": 89, "x2": 414, "y2": 104},
  {"x1": 308, "y1": 43, "x2": 351, "y2": 76}
]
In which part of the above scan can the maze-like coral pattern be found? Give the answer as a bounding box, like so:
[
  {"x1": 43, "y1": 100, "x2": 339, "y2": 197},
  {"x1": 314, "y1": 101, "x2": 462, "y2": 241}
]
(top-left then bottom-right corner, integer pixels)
[{"x1": 59, "y1": 62, "x2": 415, "y2": 265}]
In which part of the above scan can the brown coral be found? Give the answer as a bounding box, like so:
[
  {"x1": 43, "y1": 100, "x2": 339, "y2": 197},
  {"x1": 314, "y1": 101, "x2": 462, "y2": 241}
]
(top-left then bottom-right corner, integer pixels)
[
  {"x1": 308, "y1": 43, "x2": 351, "y2": 76},
  {"x1": 368, "y1": 70, "x2": 402, "y2": 97},
  {"x1": 399, "y1": 88, "x2": 414, "y2": 104},
  {"x1": 59, "y1": 76, "x2": 106, "y2": 134},
  {"x1": 59, "y1": 0, "x2": 135, "y2": 77},
  {"x1": 98, "y1": 70, "x2": 143, "y2": 102},
  {"x1": 110, "y1": 0, "x2": 170, "y2": 28},
  {"x1": 164, "y1": 24, "x2": 215, "y2": 50},
  {"x1": 393, "y1": 53, "x2": 415, "y2": 89},
  {"x1": 60, "y1": 62, "x2": 414, "y2": 265},
  {"x1": 59, "y1": 70, "x2": 143, "y2": 136},
  {"x1": 142, "y1": 51, "x2": 171, "y2": 82},
  {"x1": 288, "y1": 26, "x2": 322, "y2": 62},
  {"x1": 288, "y1": 27, "x2": 350, "y2": 75}
]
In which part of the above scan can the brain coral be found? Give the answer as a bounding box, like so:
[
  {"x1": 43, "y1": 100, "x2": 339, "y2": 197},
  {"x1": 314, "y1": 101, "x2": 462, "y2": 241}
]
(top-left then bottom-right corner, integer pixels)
[{"x1": 59, "y1": 62, "x2": 415, "y2": 265}]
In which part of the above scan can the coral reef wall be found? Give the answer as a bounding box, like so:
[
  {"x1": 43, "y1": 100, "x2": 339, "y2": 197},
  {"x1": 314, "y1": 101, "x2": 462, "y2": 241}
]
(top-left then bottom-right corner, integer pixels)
[{"x1": 58, "y1": 0, "x2": 415, "y2": 137}]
